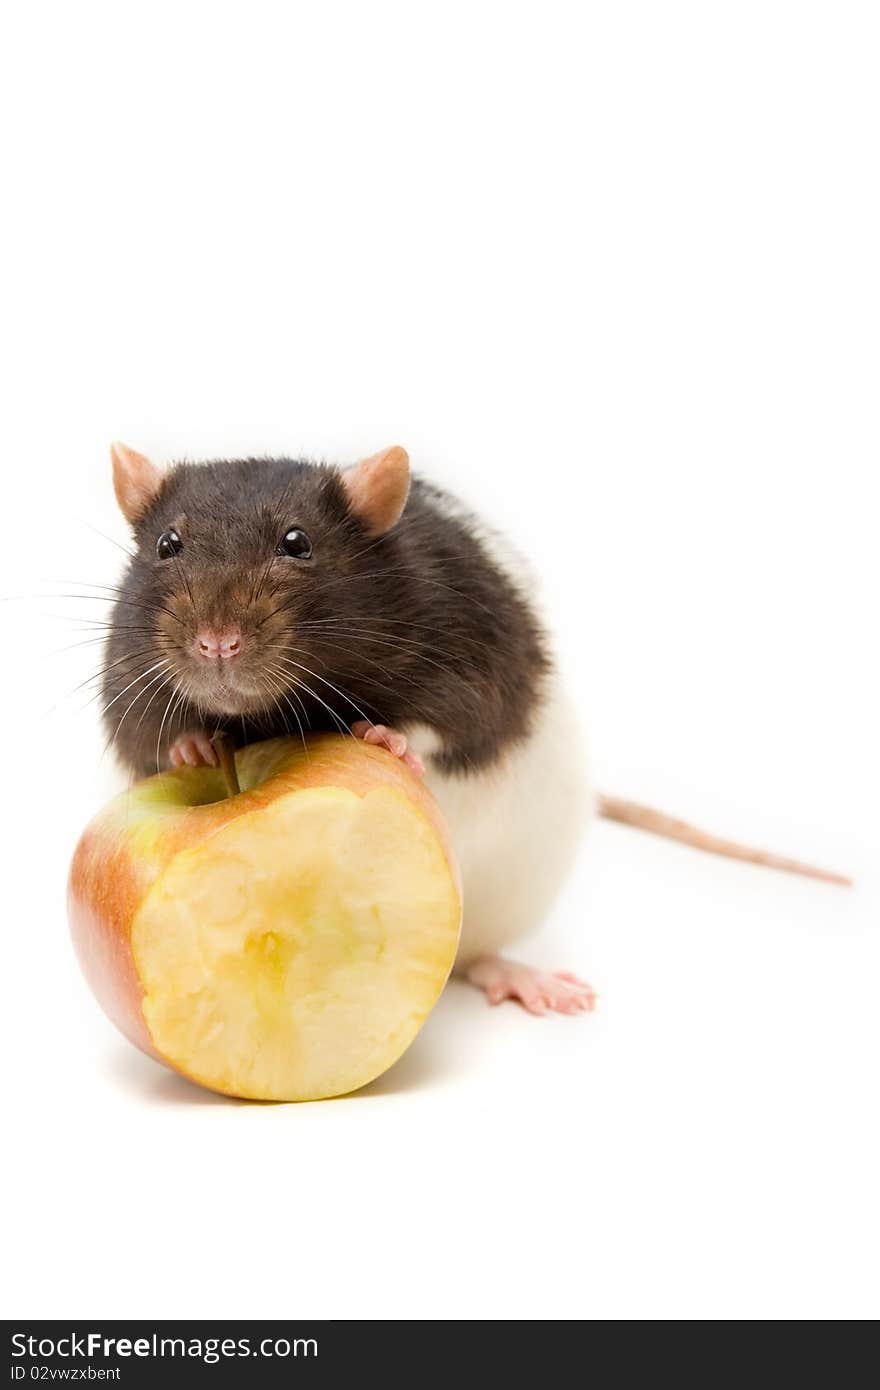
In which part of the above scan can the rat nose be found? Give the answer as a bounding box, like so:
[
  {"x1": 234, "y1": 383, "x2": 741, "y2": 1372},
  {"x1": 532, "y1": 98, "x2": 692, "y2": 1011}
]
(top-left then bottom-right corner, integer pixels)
[{"x1": 195, "y1": 627, "x2": 242, "y2": 660}]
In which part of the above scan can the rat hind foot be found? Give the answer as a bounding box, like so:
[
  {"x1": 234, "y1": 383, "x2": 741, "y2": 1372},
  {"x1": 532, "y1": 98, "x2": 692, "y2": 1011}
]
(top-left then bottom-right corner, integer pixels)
[
  {"x1": 466, "y1": 956, "x2": 596, "y2": 1017},
  {"x1": 169, "y1": 730, "x2": 218, "y2": 768}
]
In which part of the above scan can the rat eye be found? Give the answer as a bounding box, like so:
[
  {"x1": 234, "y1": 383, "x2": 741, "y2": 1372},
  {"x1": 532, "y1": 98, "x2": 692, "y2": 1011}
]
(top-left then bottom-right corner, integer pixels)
[
  {"x1": 156, "y1": 529, "x2": 183, "y2": 560},
  {"x1": 277, "y1": 528, "x2": 313, "y2": 559}
]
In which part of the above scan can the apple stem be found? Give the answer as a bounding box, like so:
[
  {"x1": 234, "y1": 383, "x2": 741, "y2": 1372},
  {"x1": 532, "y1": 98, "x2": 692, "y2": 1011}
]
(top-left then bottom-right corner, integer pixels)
[{"x1": 213, "y1": 732, "x2": 241, "y2": 797}]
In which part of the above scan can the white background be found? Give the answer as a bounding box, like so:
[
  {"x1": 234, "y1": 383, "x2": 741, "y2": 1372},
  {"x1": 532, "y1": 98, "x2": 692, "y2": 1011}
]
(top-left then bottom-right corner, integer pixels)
[{"x1": 1, "y1": 2, "x2": 878, "y2": 1321}]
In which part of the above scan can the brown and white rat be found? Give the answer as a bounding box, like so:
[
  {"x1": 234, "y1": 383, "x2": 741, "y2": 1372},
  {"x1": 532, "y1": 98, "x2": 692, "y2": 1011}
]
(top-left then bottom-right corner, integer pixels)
[{"x1": 101, "y1": 442, "x2": 849, "y2": 1015}]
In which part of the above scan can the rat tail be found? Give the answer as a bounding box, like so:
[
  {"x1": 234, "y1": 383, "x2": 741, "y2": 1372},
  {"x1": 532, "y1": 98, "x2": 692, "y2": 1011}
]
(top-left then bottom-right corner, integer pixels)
[{"x1": 597, "y1": 794, "x2": 852, "y2": 887}]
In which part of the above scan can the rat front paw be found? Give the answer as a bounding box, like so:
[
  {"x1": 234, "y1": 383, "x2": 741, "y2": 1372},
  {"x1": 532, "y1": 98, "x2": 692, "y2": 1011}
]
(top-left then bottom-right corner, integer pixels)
[
  {"x1": 350, "y1": 721, "x2": 425, "y2": 776},
  {"x1": 169, "y1": 730, "x2": 219, "y2": 769}
]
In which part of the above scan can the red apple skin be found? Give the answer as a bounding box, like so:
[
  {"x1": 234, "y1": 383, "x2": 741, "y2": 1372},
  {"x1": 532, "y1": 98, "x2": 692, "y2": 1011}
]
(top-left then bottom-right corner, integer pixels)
[
  {"x1": 68, "y1": 821, "x2": 159, "y2": 1058},
  {"x1": 68, "y1": 736, "x2": 461, "y2": 1084}
]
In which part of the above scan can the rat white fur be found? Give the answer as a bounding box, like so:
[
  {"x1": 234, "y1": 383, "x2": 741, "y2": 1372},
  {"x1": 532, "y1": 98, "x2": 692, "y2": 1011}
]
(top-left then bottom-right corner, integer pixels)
[{"x1": 407, "y1": 675, "x2": 592, "y2": 968}]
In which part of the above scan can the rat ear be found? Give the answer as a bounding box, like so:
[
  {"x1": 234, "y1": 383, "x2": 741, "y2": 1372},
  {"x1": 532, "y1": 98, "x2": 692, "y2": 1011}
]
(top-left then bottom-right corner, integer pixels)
[
  {"x1": 110, "y1": 442, "x2": 164, "y2": 524},
  {"x1": 342, "y1": 445, "x2": 410, "y2": 536}
]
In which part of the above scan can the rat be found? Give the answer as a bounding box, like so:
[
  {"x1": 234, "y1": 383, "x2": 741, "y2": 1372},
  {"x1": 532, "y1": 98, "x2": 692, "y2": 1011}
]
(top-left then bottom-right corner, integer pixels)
[{"x1": 101, "y1": 442, "x2": 850, "y2": 1015}]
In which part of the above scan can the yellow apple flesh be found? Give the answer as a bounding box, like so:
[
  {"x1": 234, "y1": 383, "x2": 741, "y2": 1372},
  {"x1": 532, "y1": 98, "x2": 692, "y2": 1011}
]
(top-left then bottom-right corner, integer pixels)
[{"x1": 69, "y1": 736, "x2": 461, "y2": 1101}]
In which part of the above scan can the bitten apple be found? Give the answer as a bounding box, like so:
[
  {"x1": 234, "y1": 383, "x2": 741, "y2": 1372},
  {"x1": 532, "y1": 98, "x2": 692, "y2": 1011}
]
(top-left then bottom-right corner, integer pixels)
[{"x1": 69, "y1": 736, "x2": 461, "y2": 1101}]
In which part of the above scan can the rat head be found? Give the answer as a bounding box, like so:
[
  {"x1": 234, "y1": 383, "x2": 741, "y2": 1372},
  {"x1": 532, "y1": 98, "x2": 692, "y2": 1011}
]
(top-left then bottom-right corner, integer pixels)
[{"x1": 110, "y1": 442, "x2": 410, "y2": 718}]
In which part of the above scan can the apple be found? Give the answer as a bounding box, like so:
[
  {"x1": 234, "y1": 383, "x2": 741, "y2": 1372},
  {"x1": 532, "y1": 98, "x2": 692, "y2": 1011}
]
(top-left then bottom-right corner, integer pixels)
[{"x1": 69, "y1": 736, "x2": 461, "y2": 1101}]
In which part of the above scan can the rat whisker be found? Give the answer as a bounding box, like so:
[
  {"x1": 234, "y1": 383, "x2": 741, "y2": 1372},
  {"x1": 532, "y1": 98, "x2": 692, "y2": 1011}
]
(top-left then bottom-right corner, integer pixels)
[
  {"x1": 46, "y1": 632, "x2": 169, "y2": 660},
  {"x1": 104, "y1": 664, "x2": 175, "y2": 759},
  {"x1": 169, "y1": 683, "x2": 192, "y2": 739},
  {"x1": 101, "y1": 658, "x2": 171, "y2": 715},
  {"x1": 42, "y1": 615, "x2": 127, "y2": 630},
  {"x1": 72, "y1": 516, "x2": 138, "y2": 562},
  {"x1": 252, "y1": 552, "x2": 278, "y2": 607},
  {"x1": 254, "y1": 670, "x2": 306, "y2": 751},
  {"x1": 262, "y1": 638, "x2": 403, "y2": 703},
  {"x1": 155, "y1": 680, "x2": 185, "y2": 775},
  {"x1": 41, "y1": 579, "x2": 137, "y2": 598},
  {"x1": 253, "y1": 596, "x2": 301, "y2": 631},
  {"x1": 278, "y1": 689, "x2": 309, "y2": 753},
  {"x1": 276, "y1": 674, "x2": 311, "y2": 743},
  {"x1": 264, "y1": 662, "x2": 356, "y2": 741},
  {"x1": 341, "y1": 532, "x2": 393, "y2": 566},
  {"x1": 297, "y1": 613, "x2": 498, "y2": 655},
  {"x1": 38, "y1": 591, "x2": 186, "y2": 627},
  {"x1": 172, "y1": 554, "x2": 196, "y2": 609},
  {"x1": 288, "y1": 626, "x2": 484, "y2": 681},
  {"x1": 42, "y1": 616, "x2": 164, "y2": 638},
  {"x1": 300, "y1": 625, "x2": 487, "y2": 678},
  {"x1": 300, "y1": 567, "x2": 499, "y2": 619},
  {"x1": 133, "y1": 671, "x2": 179, "y2": 735},
  {"x1": 67, "y1": 649, "x2": 169, "y2": 715},
  {"x1": 302, "y1": 636, "x2": 439, "y2": 702},
  {"x1": 268, "y1": 654, "x2": 377, "y2": 729},
  {"x1": 266, "y1": 665, "x2": 310, "y2": 722},
  {"x1": 58, "y1": 645, "x2": 162, "y2": 701},
  {"x1": 264, "y1": 606, "x2": 492, "y2": 670}
]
